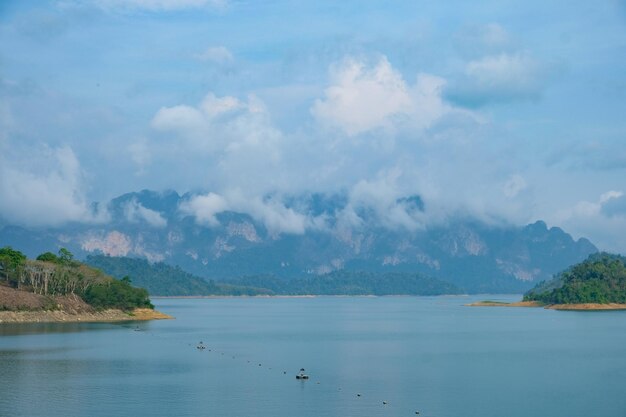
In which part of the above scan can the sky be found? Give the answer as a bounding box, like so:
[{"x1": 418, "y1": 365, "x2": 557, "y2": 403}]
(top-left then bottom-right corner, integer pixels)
[{"x1": 0, "y1": 0, "x2": 626, "y2": 251}]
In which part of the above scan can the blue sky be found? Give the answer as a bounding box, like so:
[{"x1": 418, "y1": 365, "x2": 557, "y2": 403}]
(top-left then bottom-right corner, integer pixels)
[{"x1": 1, "y1": 0, "x2": 626, "y2": 251}]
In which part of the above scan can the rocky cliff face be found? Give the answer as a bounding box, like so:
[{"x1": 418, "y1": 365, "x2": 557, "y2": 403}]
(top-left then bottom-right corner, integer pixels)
[{"x1": 0, "y1": 190, "x2": 597, "y2": 293}]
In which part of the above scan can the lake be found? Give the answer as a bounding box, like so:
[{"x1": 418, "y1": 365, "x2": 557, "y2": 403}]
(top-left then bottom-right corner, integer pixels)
[{"x1": 1, "y1": 295, "x2": 626, "y2": 417}]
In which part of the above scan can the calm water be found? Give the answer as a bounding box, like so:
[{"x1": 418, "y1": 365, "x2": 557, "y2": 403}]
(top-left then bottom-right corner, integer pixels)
[{"x1": 1, "y1": 295, "x2": 626, "y2": 417}]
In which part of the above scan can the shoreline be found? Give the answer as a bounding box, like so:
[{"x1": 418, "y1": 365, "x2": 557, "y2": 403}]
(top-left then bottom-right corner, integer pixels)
[
  {"x1": 467, "y1": 300, "x2": 626, "y2": 311},
  {"x1": 151, "y1": 295, "x2": 318, "y2": 299},
  {"x1": 151, "y1": 294, "x2": 470, "y2": 299},
  {"x1": 0, "y1": 308, "x2": 173, "y2": 324},
  {"x1": 547, "y1": 303, "x2": 626, "y2": 311}
]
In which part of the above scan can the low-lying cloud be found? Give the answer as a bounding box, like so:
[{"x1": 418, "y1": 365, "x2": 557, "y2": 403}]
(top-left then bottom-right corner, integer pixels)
[
  {"x1": 0, "y1": 146, "x2": 108, "y2": 227},
  {"x1": 123, "y1": 198, "x2": 167, "y2": 228}
]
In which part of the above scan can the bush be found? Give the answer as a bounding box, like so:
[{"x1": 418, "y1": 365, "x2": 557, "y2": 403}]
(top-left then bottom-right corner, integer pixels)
[{"x1": 81, "y1": 278, "x2": 153, "y2": 311}]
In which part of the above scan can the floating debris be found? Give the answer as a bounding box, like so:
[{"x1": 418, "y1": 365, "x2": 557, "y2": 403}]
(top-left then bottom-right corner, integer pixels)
[{"x1": 296, "y1": 368, "x2": 309, "y2": 380}]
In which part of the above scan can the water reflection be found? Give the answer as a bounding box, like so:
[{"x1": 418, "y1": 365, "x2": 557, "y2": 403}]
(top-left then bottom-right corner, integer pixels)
[{"x1": 0, "y1": 321, "x2": 147, "y2": 337}]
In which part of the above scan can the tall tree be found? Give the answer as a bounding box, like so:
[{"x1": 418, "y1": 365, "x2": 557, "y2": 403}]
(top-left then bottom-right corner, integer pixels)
[{"x1": 0, "y1": 246, "x2": 27, "y2": 288}]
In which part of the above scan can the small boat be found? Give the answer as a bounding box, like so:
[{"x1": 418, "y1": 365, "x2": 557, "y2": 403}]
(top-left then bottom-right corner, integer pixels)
[
  {"x1": 196, "y1": 341, "x2": 206, "y2": 350},
  {"x1": 295, "y1": 368, "x2": 309, "y2": 380}
]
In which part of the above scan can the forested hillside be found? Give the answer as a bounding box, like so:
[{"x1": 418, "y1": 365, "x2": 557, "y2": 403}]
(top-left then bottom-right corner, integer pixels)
[
  {"x1": 0, "y1": 247, "x2": 152, "y2": 311},
  {"x1": 524, "y1": 253, "x2": 626, "y2": 304},
  {"x1": 85, "y1": 255, "x2": 460, "y2": 296},
  {"x1": 229, "y1": 270, "x2": 461, "y2": 296},
  {"x1": 85, "y1": 255, "x2": 271, "y2": 296}
]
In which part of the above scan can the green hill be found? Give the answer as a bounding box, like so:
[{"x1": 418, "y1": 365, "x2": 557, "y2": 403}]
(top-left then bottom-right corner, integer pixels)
[
  {"x1": 524, "y1": 253, "x2": 626, "y2": 304},
  {"x1": 0, "y1": 247, "x2": 152, "y2": 311},
  {"x1": 84, "y1": 255, "x2": 270, "y2": 296},
  {"x1": 85, "y1": 255, "x2": 460, "y2": 296},
  {"x1": 227, "y1": 270, "x2": 461, "y2": 296}
]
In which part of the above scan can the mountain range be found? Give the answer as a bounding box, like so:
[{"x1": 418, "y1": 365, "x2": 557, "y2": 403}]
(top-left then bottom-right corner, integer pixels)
[{"x1": 0, "y1": 189, "x2": 597, "y2": 293}]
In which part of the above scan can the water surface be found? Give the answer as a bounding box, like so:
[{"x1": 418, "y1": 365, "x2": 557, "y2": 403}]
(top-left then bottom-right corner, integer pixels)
[{"x1": 1, "y1": 295, "x2": 625, "y2": 417}]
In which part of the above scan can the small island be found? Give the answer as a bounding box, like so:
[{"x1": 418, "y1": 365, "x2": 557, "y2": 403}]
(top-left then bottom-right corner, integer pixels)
[
  {"x1": 0, "y1": 247, "x2": 172, "y2": 323},
  {"x1": 467, "y1": 300, "x2": 543, "y2": 307},
  {"x1": 469, "y1": 253, "x2": 626, "y2": 311}
]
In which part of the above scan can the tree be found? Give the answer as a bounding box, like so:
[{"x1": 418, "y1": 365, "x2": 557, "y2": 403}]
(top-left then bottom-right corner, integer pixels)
[
  {"x1": 0, "y1": 246, "x2": 27, "y2": 288},
  {"x1": 58, "y1": 248, "x2": 75, "y2": 265},
  {"x1": 36, "y1": 252, "x2": 60, "y2": 263}
]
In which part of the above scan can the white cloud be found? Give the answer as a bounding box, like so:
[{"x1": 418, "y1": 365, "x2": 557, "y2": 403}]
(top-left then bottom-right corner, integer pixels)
[
  {"x1": 312, "y1": 57, "x2": 412, "y2": 135},
  {"x1": 550, "y1": 190, "x2": 626, "y2": 252},
  {"x1": 148, "y1": 91, "x2": 288, "y2": 195},
  {"x1": 556, "y1": 191, "x2": 623, "y2": 220},
  {"x1": 338, "y1": 169, "x2": 426, "y2": 231},
  {"x1": 195, "y1": 46, "x2": 234, "y2": 64},
  {"x1": 311, "y1": 56, "x2": 453, "y2": 136},
  {"x1": 503, "y1": 174, "x2": 528, "y2": 198},
  {"x1": 0, "y1": 146, "x2": 108, "y2": 226},
  {"x1": 179, "y1": 192, "x2": 229, "y2": 227},
  {"x1": 237, "y1": 195, "x2": 309, "y2": 236},
  {"x1": 179, "y1": 191, "x2": 319, "y2": 236},
  {"x1": 151, "y1": 104, "x2": 206, "y2": 134},
  {"x1": 123, "y1": 198, "x2": 167, "y2": 228},
  {"x1": 599, "y1": 190, "x2": 623, "y2": 204},
  {"x1": 466, "y1": 53, "x2": 541, "y2": 89},
  {"x1": 448, "y1": 52, "x2": 553, "y2": 106},
  {"x1": 150, "y1": 92, "x2": 269, "y2": 153}
]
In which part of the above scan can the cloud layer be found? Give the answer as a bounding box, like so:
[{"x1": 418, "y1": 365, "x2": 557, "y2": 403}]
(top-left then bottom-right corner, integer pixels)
[
  {"x1": 0, "y1": 146, "x2": 107, "y2": 227},
  {"x1": 1, "y1": 1, "x2": 626, "y2": 253}
]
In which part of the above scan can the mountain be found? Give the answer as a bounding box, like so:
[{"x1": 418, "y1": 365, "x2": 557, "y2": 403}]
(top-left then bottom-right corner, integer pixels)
[{"x1": 0, "y1": 189, "x2": 598, "y2": 293}]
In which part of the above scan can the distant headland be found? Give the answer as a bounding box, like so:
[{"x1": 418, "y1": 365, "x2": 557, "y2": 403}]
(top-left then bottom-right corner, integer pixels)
[
  {"x1": 469, "y1": 253, "x2": 626, "y2": 311},
  {"x1": 0, "y1": 247, "x2": 172, "y2": 323}
]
